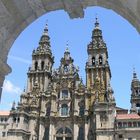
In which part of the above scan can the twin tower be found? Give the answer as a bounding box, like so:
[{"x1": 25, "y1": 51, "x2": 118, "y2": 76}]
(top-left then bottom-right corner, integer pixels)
[{"x1": 5, "y1": 18, "x2": 140, "y2": 140}]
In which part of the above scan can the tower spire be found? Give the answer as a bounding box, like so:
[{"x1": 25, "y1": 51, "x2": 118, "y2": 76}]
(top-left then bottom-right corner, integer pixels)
[
  {"x1": 133, "y1": 67, "x2": 138, "y2": 80},
  {"x1": 95, "y1": 16, "x2": 100, "y2": 29},
  {"x1": 86, "y1": 17, "x2": 113, "y2": 103},
  {"x1": 11, "y1": 101, "x2": 16, "y2": 110},
  {"x1": 27, "y1": 22, "x2": 54, "y2": 92},
  {"x1": 65, "y1": 41, "x2": 70, "y2": 53},
  {"x1": 38, "y1": 22, "x2": 51, "y2": 49},
  {"x1": 89, "y1": 17, "x2": 106, "y2": 49},
  {"x1": 43, "y1": 23, "x2": 49, "y2": 36},
  {"x1": 130, "y1": 68, "x2": 140, "y2": 114},
  {"x1": 32, "y1": 22, "x2": 52, "y2": 56}
]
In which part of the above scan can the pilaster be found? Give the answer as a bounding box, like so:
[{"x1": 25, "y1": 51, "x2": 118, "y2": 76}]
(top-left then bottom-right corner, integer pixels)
[{"x1": 73, "y1": 123, "x2": 79, "y2": 140}]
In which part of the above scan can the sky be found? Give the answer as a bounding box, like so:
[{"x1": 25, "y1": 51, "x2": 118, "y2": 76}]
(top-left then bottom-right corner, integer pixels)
[{"x1": 0, "y1": 7, "x2": 140, "y2": 111}]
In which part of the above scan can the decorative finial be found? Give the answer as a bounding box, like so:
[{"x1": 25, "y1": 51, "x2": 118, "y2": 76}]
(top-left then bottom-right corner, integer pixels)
[
  {"x1": 66, "y1": 40, "x2": 69, "y2": 47},
  {"x1": 65, "y1": 41, "x2": 70, "y2": 53},
  {"x1": 133, "y1": 67, "x2": 137, "y2": 79},
  {"x1": 11, "y1": 101, "x2": 16, "y2": 110},
  {"x1": 43, "y1": 20, "x2": 49, "y2": 36},
  {"x1": 23, "y1": 86, "x2": 25, "y2": 92},
  {"x1": 95, "y1": 15, "x2": 100, "y2": 29},
  {"x1": 95, "y1": 13, "x2": 98, "y2": 21}
]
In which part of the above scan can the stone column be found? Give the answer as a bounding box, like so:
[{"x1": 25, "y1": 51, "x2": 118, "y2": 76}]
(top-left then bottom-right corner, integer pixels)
[
  {"x1": 85, "y1": 95, "x2": 89, "y2": 116},
  {"x1": 49, "y1": 123, "x2": 54, "y2": 140},
  {"x1": 85, "y1": 123, "x2": 89, "y2": 140},
  {"x1": 39, "y1": 122, "x2": 45, "y2": 140},
  {"x1": 27, "y1": 75, "x2": 31, "y2": 92},
  {"x1": 19, "y1": 115, "x2": 24, "y2": 130},
  {"x1": 29, "y1": 118, "x2": 37, "y2": 140},
  {"x1": 44, "y1": 76, "x2": 49, "y2": 91},
  {"x1": 73, "y1": 123, "x2": 79, "y2": 140}
]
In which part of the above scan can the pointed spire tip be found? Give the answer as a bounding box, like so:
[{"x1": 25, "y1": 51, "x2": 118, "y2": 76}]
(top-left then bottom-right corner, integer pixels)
[
  {"x1": 94, "y1": 15, "x2": 100, "y2": 29},
  {"x1": 133, "y1": 67, "x2": 138, "y2": 79},
  {"x1": 43, "y1": 21, "x2": 49, "y2": 36},
  {"x1": 65, "y1": 41, "x2": 70, "y2": 53}
]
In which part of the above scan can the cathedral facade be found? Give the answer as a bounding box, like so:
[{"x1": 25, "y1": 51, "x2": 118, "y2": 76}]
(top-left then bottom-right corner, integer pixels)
[{"x1": 1, "y1": 19, "x2": 140, "y2": 140}]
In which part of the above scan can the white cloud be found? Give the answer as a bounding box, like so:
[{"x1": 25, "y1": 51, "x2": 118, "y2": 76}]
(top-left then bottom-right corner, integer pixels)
[
  {"x1": 8, "y1": 55, "x2": 31, "y2": 64},
  {"x1": 2, "y1": 80, "x2": 22, "y2": 94}
]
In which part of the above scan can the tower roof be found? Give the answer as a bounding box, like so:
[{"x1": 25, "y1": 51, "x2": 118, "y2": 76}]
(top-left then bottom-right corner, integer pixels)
[
  {"x1": 43, "y1": 23, "x2": 49, "y2": 36},
  {"x1": 88, "y1": 17, "x2": 107, "y2": 50},
  {"x1": 92, "y1": 17, "x2": 102, "y2": 37},
  {"x1": 61, "y1": 44, "x2": 73, "y2": 64},
  {"x1": 55, "y1": 45, "x2": 79, "y2": 76},
  {"x1": 133, "y1": 68, "x2": 138, "y2": 80},
  {"x1": 132, "y1": 68, "x2": 139, "y2": 83},
  {"x1": 32, "y1": 23, "x2": 53, "y2": 57},
  {"x1": 64, "y1": 42, "x2": 70, "y2": 55},
  {"x1": 94, "y1": 17, "x2": 100, "y2": 29}
]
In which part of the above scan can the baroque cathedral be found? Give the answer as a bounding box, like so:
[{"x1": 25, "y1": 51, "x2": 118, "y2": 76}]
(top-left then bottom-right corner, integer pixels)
[{"x1": 1, "y1": 18, "x2": 140, "y2": 140}]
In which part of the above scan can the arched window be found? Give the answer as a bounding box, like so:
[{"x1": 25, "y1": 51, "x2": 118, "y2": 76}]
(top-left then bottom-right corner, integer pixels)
[
  {"x1": 13, "y1": 117, "x2": 16, "y2": 122},
  {"x1": 79, "y1": 100, "x2": 85, "y2": 116},
  {"x1": 46, "y1": 103, "x2": 51, "y2": 116},
  {"x1": 65, "y1": 127, "x2": 72, "y2": 134},
  {"x1": 123, "y1": 122, "x2": 127, "y2": 128},
  {"x1": 56, "y1": 127, "x2": 72, "y2": 140},
  {"x1": 79, "y1": 105, "x2": 85, "y2": 116},
  {"x1": 61, "y1": 104, "x2": 68, "y2": 116},
  {"x1": 41, "y1": 61, "x2": 44, "y2": 70},
  {"x1": 92, "y1": 57, "x2": 95, "y2": 65},
  {"x1": 62, "y1": 90, "x2": 68, "y2": 98},
  {"x1": 17, "y1": 117, "x2": 20, "y2": 123},
  {"x1": 46, "y1": 106, "x2": 51, "y2": 116},
  {"x1": 99, "y1": 56, "x2": 103, "y2": 65},
  {"x1": 57, "y1": 128, "x2": 63, "y2": 134},
  {"x1": 136, "y1": 103, "x2": 140, "y2": 107},
  {"x1": 118, "y1": 122, "x2": 122, "y2": 128},
  {"x1": 133, "y1": 122, "x2": 137, "y2": 127},
  {"x1": 35, "y1": 61, "x2": 38, "y2": 70},
  {"x1": 136, "y1": 90, "x2": 138, "y2": 95},
  {"x1": 58, "y1": 92, "x2": 60, "y2": 99},
  {"x1": 128, "y1": 122, "x2": 132, "y2": 127},
  {"x1": 138, "y1": 122, "x2": 140, "y2": 127}
]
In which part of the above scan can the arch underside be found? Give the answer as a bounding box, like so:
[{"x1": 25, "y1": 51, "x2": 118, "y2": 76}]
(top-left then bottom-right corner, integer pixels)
[{"x1": 0, "y1": 0, "x2": 140, "y2": 99}]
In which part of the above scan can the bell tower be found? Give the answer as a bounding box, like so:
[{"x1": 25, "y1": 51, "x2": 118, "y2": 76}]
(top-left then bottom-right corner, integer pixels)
[
  {"x1": 86, "y1": 18, "x2": 116, "y2": 140},
  {"x1": 27, "y1": 24, "x2": 54, "y2": 92},
  {"x1": 86, "y1": 18, "x2": 111, "y2": 98},
  {"x1": 130, "y1": 70, "x2": 140, "y2": 114}
]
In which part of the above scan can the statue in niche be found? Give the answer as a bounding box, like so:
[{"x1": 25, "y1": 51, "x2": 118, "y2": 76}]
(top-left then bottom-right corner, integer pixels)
[{"x1": 100, "y1": 112, "x2": 108, "y2": 121}]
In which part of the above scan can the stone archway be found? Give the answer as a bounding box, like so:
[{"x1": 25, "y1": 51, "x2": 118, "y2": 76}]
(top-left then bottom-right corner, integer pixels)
[{"x1": 0, "y1": 0, "x2": 140, "y2": 99}]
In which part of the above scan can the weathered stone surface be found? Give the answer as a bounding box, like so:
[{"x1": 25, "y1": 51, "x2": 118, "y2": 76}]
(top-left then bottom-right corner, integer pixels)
[{"x1": 0, "y1": 0, "x2": 140, "y2": 100}]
